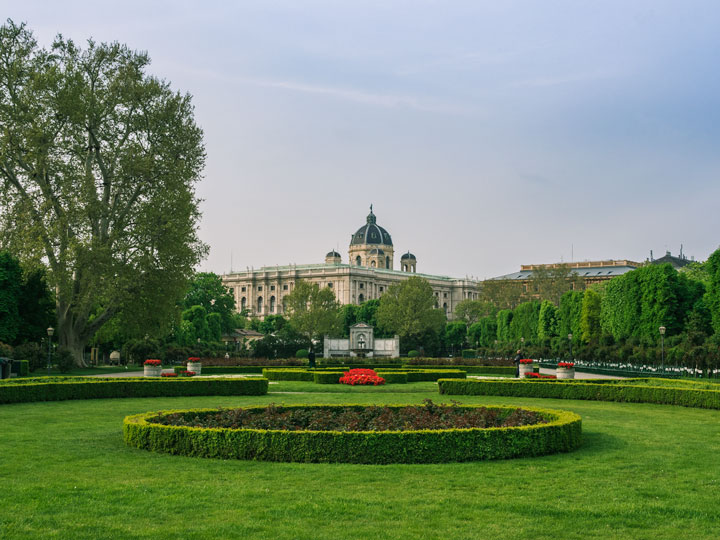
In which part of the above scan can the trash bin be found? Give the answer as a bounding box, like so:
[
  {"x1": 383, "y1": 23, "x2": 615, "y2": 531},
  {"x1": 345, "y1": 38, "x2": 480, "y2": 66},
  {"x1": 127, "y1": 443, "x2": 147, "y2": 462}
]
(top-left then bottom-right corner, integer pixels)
[{"x1": 0, "y1": 357, "x2": 11, "y2": 379}]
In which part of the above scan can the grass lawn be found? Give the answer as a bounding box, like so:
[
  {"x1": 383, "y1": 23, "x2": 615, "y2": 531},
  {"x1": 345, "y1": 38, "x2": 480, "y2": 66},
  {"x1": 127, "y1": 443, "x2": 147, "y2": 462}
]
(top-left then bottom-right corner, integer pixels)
[{"x1": 1, "y1": 381, "x2": 719, "y2": 539}]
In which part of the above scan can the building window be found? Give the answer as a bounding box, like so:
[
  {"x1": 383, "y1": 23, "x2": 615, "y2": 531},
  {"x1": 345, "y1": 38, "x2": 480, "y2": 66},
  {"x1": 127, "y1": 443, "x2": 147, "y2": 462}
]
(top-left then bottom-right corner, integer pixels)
[
  {"x1": 258, "y1": 286, "x2": 262, "y2": 291},
  {"x1": 257, "y1": 296, "x2": 263, "y2": 312},
  {"x1": 241, "y1": 297, "x2": 246, "y2": 310},
  {"x1": 371, "y1": 260, "x2": 376, "y2": 267},
  {"x1": 358, "y1": 293, "x2": 365, "y2": 303},
  {"x1": 327, "y1": 282, "x2": 333, "y2": 288},
  {"x1": 379, "y1": 286, "x2": 384, "y2": 293},
  {"x1": 355, "y1": 255, "x2": 362, "y2": 266},
  {"x1": 443, "y1": 293, "x2": 447, "y2": 298},
  {"x1": 241, "y1": 286, "x2": 246, "y2": 292},
  {"x1": 359, "y1": 283, "x2": 364, "y2": 289},
  {"x1": 283, "y1": 284, "x2": 288, "y2": 290},
  {"x1": 270, "y1": 285, "x2": 275, "y2": 291},
  {"x1": 386, "y1": 256, "x2": 390, "y2": 269},
  {"x1": 270, "y1": 296, "x2": 276, "y2": 313}
]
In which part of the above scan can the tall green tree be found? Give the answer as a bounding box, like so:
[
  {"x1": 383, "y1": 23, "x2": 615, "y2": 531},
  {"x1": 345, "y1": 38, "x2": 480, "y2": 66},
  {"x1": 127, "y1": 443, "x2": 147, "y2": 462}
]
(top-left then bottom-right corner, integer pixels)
[
  {"x1": 706, "y1": 248, "x2": 720, "y2": 336},
  {"x1": 444, "y1": 321, "x2": 467, "y2": 354},
  {"x1": 495, "y1": 309, "x2": 513, "y2": 342},
  {"x1": 538, "y1": 300, "x2": 559, "y2": 341},
  {"x1": 529, "y1": 264, "x2": 584, "y2": 305},
  {"x1": 580, "y1": 289, "x2": 602, "y2": 343},
  {"x1": 284, "y1": 280, "x2": 341, "y2": 347},
  {"x1": 182, "y1": 272, "x2": 237, "y2": 332},
  {"x1": 509, "y1": 301, "x2": 541, "y2": 342},
  {"x1": 468, "y1": 317, "x2": 497, "y2": 347},
  {"x1": 479, "y1": 279, "x2": 524, "y2": 309},
  {"x1": 0, "y1": 22, "x2": 206, "y2": 364},
  {"x1": 453, "y1": 299, "x2": 496, "y2": 325},
  {"x1": 376, "y1": 276, "x2": 445, "y2": 347},
  {"x1": 0, "y1": 251, "x2": 22, "y2": 343},
  {"x1": 558, "y1": 291, "x2": 584, "y2": 340}
]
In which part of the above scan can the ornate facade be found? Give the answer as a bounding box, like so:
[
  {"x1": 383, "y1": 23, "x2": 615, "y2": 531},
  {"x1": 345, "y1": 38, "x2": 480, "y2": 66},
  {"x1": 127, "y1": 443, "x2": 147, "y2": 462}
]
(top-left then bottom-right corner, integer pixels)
[{"x1": 221, "y1": 207, "x2": 479, "y2": 319}]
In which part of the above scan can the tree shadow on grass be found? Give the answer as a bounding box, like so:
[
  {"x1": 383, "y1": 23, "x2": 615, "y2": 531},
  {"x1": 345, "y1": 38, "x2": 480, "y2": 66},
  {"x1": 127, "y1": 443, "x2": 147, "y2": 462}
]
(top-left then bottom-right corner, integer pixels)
[{"x1": 574, "y1": 429, "x2": 626, "y2": 456}]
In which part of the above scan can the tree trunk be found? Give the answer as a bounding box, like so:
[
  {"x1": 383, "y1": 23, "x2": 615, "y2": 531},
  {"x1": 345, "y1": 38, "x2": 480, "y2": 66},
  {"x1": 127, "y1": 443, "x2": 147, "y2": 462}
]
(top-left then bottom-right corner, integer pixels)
[{"x1": 57, "y1": 304, "x2": 89, "y2": 368}]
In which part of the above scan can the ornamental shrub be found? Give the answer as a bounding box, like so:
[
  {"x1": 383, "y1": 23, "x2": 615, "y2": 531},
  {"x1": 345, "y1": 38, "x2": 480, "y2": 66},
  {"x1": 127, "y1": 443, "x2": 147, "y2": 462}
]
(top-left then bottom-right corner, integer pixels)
[
  {"x1": 12, "y1": 342, "x2": 44, "y2": 372},
  {"x1": 312, "y1": 371, "x2": 343, "y2": 384},
  {"x1": 461, "y1": 349, "x2": 476, "y2": 359},
  {"x1": 407, "y1": 350, "x2": 419, "y2": 358},
  {"x1": 55, "y1": 348, "x2": 74, "y2": 373},
  {"x1": 296, "y1": 349, "x2": 309, "y2": 359},
  {"x1": 375, "y1": 371, "x2": 408, "y2": 384}
]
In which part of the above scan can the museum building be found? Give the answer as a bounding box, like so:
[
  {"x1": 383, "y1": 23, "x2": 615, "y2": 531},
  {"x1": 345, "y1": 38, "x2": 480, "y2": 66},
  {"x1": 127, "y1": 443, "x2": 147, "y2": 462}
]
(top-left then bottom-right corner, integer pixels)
[{"x1": 221, "y1": 207, "x2": 479, "y2": 319}]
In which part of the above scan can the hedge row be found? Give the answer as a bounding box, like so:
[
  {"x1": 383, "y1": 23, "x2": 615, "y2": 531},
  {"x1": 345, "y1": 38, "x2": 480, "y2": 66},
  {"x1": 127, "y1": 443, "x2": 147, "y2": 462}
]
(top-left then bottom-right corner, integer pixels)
[
  {"x1": 0, "y1": 377, "x2": 269, "y2": 405},
  {"x1": 262, "y1": 368, "x2": 467, "y2": 383},
  {"x1": 123, "y1": 404, "x2": 582, "y2": 464},
  {"x1": 313, "y1": 372, "x2": 345, "y2": 384},
  {"x1": 375, "y1": 372, "x2": 408, "y2": 384},
  {"x1": 10, "y1": 360, "x2": 29, "y2": 377},
  {"x1": 408, "y1": 365, "x2": 515, "y2": 375},
  {"x1": 437, "y1": 379, "x2": 720, "y2": 410}
]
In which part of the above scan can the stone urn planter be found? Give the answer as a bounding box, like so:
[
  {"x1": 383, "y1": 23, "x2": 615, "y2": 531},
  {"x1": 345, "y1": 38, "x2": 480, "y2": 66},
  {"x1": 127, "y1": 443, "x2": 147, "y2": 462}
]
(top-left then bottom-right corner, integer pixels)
[
  {"x1": 518, "y1": 363, "x2": 534, "y2": 378},
  {"x1": 556, "y1": 363, "x2": 575, "y2": 380},
  {"x1": 187, "y1": 358, "x2": 202, "y2": 375},
  {"x1": 143, "y1": 360, "x2": 162, "y2": 377}
]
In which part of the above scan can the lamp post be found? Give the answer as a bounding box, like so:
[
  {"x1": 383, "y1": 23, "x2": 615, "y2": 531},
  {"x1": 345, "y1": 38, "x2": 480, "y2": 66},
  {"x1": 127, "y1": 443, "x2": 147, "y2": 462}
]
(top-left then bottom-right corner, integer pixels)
[
  {"x1": 568, "y1": 333, "x2": 573, "y2": 361},
  {"x1": 659, "y1": 326, "x2": 666, "y2": 374},
  {"x1": 46, "y1": 327, "x2": 54, "y2": 375}
]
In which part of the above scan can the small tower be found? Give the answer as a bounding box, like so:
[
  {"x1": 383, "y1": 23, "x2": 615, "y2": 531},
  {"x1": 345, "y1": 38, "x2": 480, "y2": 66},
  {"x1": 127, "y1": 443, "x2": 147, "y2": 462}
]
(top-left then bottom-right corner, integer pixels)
[
  {"x1": 325, "y1": 250, "x2": 342, "y2": 265},
  {"x1": 401, "y1": 252, "x2": 417, "y2": 273}
]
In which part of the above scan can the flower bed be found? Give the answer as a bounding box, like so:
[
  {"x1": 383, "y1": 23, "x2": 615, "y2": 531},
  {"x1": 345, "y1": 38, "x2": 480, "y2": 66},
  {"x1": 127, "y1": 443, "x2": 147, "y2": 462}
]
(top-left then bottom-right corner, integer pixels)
[
  {"x1": 558, "y1": 362, "x2": 575, "y2": 368},
  {"x1": 143, "y1": 359, "x2": 161, "y2": 366},
  {"x1": 525, "y1": 372, "x2": 557, "y2": 379},
  {"x1": 519, "y1": 359, "x2": 533, "y2": 364},
  {"x1": 161, "y1": 372, "x2": 178, "y2": 378},
  {"x1": 339, "y1": 368, "x2": 385, "y2": 386},
  {"x1": 123, "y1": 403, "x2": 582, "y2": 464}
]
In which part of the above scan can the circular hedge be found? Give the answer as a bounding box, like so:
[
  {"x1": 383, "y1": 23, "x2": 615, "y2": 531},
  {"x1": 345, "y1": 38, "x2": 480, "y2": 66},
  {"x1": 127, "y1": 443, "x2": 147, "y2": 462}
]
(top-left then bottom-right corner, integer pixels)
[{"x1": 123, "y1": 404, "x2": 582, "y2": 464}]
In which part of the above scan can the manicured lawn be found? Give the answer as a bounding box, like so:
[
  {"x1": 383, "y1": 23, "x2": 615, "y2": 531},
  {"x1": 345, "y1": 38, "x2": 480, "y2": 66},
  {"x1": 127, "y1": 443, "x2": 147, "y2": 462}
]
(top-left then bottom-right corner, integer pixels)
[{"x1": 1, "y1": 381, "x2": 719, "y2": 539}]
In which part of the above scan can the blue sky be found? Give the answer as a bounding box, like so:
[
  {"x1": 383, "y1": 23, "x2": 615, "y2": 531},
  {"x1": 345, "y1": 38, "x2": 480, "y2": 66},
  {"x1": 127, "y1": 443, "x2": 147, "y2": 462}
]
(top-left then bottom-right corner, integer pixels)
[{"x1": 4, "y1": 1, "x2": 720, "y2": 278}]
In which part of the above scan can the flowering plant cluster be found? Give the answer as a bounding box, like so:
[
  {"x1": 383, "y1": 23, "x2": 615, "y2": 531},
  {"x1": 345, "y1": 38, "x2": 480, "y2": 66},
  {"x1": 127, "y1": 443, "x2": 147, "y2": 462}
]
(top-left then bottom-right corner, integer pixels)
[
  {"x1": 161, "y1": 372, "x2": 178, "y2": 378},
  {"x1": 558, "y1": 362, "x2": 575, "y2": 368},
  {"x1": 339, "y1": 368, "x2": 385, "y2": 386},
  {"x1": 144, "y1": 359, "x2": 161, "y2": 366},
  {"x1": 187, "y1": 357, "x2": 201, "y2": 363},
  {"x1": 525, "y1": 372, "x2": 557, "y2": 379},
  {"x1": 179, "y1": 370, "x2": 196, "y2": 377},
  {"x1": 519, "y1": 359, "x2": 533, "y2": 364}
]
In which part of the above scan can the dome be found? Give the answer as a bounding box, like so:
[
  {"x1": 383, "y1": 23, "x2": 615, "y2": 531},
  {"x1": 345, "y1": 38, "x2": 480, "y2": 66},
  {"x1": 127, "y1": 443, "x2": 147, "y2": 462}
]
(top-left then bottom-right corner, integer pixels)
[
  {"x1": 401, "y1": 252, "x2": 416, "y2": 260},
  {"x1": 326, "y1": 250, "x2": 341, "y2": 258},
  {"x1": 369, "y1": 248, "x2": 385, "y2": 255},
  {"x1": 350, "y1": 206, "x2": 393, "y2": 246}
]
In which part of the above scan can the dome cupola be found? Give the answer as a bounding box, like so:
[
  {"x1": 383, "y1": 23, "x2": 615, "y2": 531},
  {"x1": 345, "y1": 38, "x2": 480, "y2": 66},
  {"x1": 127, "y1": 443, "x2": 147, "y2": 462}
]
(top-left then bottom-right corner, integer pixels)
[{"x1": 348, "y1": 205, "x2": 395, "y2": 269}]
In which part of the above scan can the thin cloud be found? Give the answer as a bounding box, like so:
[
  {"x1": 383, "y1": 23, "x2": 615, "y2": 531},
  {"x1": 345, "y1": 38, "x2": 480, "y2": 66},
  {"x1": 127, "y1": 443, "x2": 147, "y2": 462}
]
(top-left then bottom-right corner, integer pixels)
[{"x1": 511, "y1": 70, "x2": 614, "y2": 88}]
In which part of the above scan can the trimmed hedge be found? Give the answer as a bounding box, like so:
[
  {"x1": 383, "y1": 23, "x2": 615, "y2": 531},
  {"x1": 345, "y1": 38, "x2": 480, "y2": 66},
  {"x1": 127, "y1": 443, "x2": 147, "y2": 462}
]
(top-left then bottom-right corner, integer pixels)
[
  {"x1": 375, "y1": 371, "x2": 408, "y2": 384},
  {"x1": 123, "y1": 404, "x2": 582, "y2": 464},
  {"x1": 437, "y1": 379, "x2": 720, "y2": 410},
  {"x1": 0, "y1": 377, "x2": 269, "y2": 405},
  {"x1": 262, "y1": 369, "x2": 314, "y2": 382},
  {"x1": 407, "y1": 365, "x2": 514, "y2": 376},
  {"x1": 313, "y1": 372, "x2": 344, "y2": 384},
  {"x1": 263, "y1": 368, "x2": 466, "y2": 383},
  {"x1": 200, "y1": 366, "x2": 266, "y2": 374}
]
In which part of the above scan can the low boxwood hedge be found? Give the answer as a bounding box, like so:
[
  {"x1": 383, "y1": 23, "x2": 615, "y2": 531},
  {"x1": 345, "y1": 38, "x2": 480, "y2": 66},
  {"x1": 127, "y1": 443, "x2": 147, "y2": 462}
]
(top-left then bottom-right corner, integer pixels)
[
  {"x1": 375, "y1": 371, "x2": 408, "y2": 384},
  {"x1": 408, "y1": 365, "x2": 515, "y2": 375},
  {"x1": 437, "y1": 379, "x2": 720, "y2": 410},
  {"x1": 11, "y1": 359, "x2": 29, "y2": 377},
  {"x1": 263, "y1": 368, "x2": 466, "y2": 383},
  {"x1": 262, "y1": 369, "x2": 314, "y2": 382},
  {"x1": 123, "y1": 404, "x2": 582, "y2": 464},
  {"x1": 313, "y1": 371, "x2": 344, "y2": 384},
  {"x1": 0, "y1": 377, "x2": 269, "y2": 405}
]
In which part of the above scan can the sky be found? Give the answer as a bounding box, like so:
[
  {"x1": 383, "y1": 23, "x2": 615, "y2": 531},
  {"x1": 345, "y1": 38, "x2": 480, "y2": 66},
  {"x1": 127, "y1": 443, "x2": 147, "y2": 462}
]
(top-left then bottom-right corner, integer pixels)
[{"x1": 4, "y1": 1, "x2": 720, "y2": 279}]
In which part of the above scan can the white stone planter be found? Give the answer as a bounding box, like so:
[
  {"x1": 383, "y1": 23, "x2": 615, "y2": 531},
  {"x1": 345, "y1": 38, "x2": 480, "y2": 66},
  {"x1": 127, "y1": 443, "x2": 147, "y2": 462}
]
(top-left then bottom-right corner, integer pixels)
[
  {"x1": 144, "y1": 365, "x2": 162, "y2": 377},
  {"x1": 187, "y1": 362, "x2": 202, "y2": 375},
  {"x1": 556, "y1": 367, "x2": 575, "y2": 380},
  {"x1": 518, "y1": 363, "x2": 534, "y2": 378}
]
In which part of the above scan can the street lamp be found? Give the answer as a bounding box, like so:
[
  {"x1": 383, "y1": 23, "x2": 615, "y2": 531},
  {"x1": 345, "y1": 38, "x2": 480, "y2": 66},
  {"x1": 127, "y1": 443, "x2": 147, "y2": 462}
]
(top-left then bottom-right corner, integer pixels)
[
  {"x1": 568, "y1": 333, "x2": 573, "y2": 361},
  {"x1": 659, "y1": 326, "x2": 666, "y2": 374},
  {"x1": 46, "y1": 327, "x2": 54, "y2": 375}
]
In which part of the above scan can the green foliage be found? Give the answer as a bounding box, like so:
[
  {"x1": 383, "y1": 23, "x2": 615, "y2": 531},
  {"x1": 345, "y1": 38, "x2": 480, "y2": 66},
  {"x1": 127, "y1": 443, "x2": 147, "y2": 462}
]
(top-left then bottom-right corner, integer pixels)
[
  {"x1": 0, "y1": 377, "x2": 269, "y2": 404},
  {"x1": 407, "y1": 350, "x2": 419, "y2": 358},
  {"x1": 0, "y1": 251, "x2": 22, "y2": 343},
  {"x1": 444, "y1": 321, "x2": 467, "y2": 352},
  {"x1": 182, "y1": 305, "x2": 210, "y2": 343},
  {"x1": 181, "y1": 273, "x2": 237, "y2": 333},
  {"x1": 16, "y1": 267, "x2": 55, "y2": 344},
  {"x1": 375, "y1": 372, "x2": 408, "y2": 384},
  {"x1": 508, "y1": 301, "x2": 540, "y2": 342},
  {"x1": 454, "y1": 300, "x2": 497, "y2": 325},
  {"x1": 707, "y1": 248, "x2": 720, "y2": 335},
  {"x1": 537, "y1": 300, "x2": 559, "y2": 340},
  {"x1": 558, "y1": 291, "x2": 584, "y2": 340},
  {"x1": 55, "y1": 348, "x2": 75, "y2": 373},
  {"x1": 0, "y1": 21, "x2": 207, "y2": 365},
  {"x1": 313, "y1": 371, "x2": 343, "y2": 384},
  {"x1": 11, "y1": 342, "x2": 44, "y2": 372},
  {"x1": 123, "y1": 404, "x2": 581, "y2": 463},
  {"x1": 296, "y1": 349, "x2": 309, "y2": 359},
  {"x1": 284, "y1": 280, "x2": 341, "y2": 342},
  {"x1": 340, "y1": 304, "x2": 359, "y2": 337},
  {"x1": 496, "y1": 310, "x2": 513, "y2": 342},
  {"x1": 529, "y1": 264, "x2": 584, "y2": 305},
  {"x1": 258, "y1": 315, "x2": 287, "y2": 335},
  {"x1": 478, "y1": 279, "x2": 524, "y2": 309},
  {"x1": 580, "y1": 289, "x2": 602, "y2": 343},
  {"x1": 468, "y1": 317, "x2": 497, "y2": 348},
  {"x1": 262, "y1": 369, "x2": 314, "y2": 382},
  {"x1": 11, "y1": 359, "x2": 29, "y2": 376},
  {"x1": 206, "y1": 312, "x2": 223, "y2": 342},
  {"x1": 376, "y1": 276, "x2": 445, "y2": 346},
  {"x1": 438, "y1": 378, "x2": 720, "y2": 410},
  {"x1": 461, "y1": 349, "x2": 476, "y2": 359}
]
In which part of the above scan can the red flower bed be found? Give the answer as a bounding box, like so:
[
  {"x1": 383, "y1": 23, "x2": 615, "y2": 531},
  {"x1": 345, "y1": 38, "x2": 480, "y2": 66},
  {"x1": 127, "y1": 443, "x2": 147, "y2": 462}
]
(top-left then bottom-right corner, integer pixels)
[
  {"x1": 339, "y1": 368, "x2": 385, "y2": 386},
  {"x1": 161, "y1": 372, "x2": 178, "y2": 378},
  {"x1": 144, "y1": 359, "x2": 161, "y2": 366},
  {"x1": 519, "y1": 359, "x2": 533, "y2": 364},
  {"x1": 525, "y1": 372, "x2": 557, "y2": 379},
  {"x1": 558, "y1": 362, "x2": 575, "y2": 368},
  {"x1": 179, "y1": 370, "x2": 196, "y2": 377},
  {"x1": 187, "y1": 357, "x2": 201, "y2": 362}
]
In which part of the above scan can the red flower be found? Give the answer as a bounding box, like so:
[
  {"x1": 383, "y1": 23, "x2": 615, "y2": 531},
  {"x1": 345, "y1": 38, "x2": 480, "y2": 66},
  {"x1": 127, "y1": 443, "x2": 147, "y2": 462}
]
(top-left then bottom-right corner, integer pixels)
[
  {"x1": 161, "y1": 372, "x2": 178, "y2": 377},
  {"x1": 144, "y1": 359, "x2": 161, "y2": 366},
  {"x1": 339, "y1": 368, "x2": 385, "y2": 386},
  {"x1": 558, "y1": 362, "x2": 575, "y2": 368},
  {"x1": 188, "y1": 357, "x2": 201, "y2": 362},
  {"x1": 519, "y1": 359, "x2": 533, "y2": 364}
]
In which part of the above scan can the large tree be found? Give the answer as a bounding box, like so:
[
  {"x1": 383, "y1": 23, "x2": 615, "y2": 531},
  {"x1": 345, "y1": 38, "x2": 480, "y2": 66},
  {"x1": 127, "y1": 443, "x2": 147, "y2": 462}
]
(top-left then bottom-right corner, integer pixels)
[
  {"x1": 0, "y1": 22, "x2": 206, "y2": 364},
  {"x1": 182, "y1": 272, "x2": 237, "y2": 333},
  {"x1": 376, "y1": 276, "x2": 446, "y2": 348},
  {"x1": 283, "y1": 280, "x2": 341, "y2": 347}
]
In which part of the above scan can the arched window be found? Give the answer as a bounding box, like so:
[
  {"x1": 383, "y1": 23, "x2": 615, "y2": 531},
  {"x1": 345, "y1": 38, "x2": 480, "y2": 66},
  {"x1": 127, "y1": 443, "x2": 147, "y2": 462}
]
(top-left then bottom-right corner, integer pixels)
[
  {"x1": 386, "y1": 256, "x2": 390, "y2": 269},
  {"x1": 257, "y1": 296, "x2": 263, "y2": 312},
  {"x1": 358, "y1": 293, "x2": 365, "y2": 303},
  {"x1": 241, "y1": 297, "x2": 246, "y2": 311},
  {"x1": 371, "y1": 260, "x2": 376, "y2": 267},
  {"x1": 358, "y1": 334, "x2": 366, "y2": 349},
  {"x1": 269, "y1": 296, "x2": 276, "y2": 313},
  {"x1": 355, "y1": 255, "x2": 362, "y2": 266}
]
